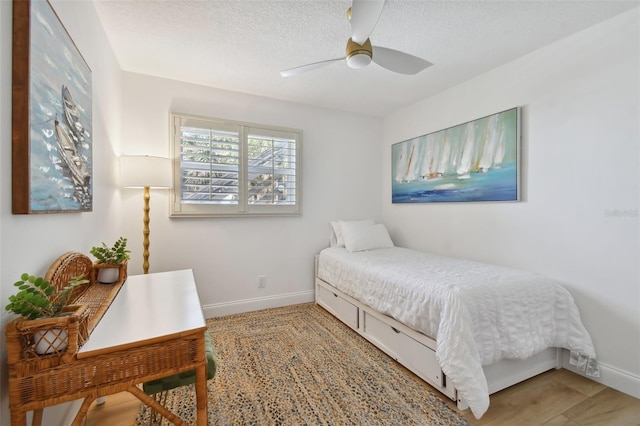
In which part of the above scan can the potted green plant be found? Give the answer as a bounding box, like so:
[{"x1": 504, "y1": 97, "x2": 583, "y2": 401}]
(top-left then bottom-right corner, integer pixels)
[
  {"x1": 5, "y1": 273, "x2": 89, "y2": 354},
  {"x1": 90, "y1": 237, "x2": 130, "y2": 283}
]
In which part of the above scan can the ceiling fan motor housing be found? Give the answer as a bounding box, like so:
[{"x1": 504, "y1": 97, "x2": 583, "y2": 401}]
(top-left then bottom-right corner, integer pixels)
[{"x1": 346, "y1": 38, "x2": 372, "y2": 69}]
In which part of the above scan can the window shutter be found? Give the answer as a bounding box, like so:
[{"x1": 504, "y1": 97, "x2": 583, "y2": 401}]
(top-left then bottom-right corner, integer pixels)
[
  {"x1": 247, "y1": 129, "x2": 297, "y2": 206},
  {"x1": 178, "y1": 120, "x2": 240, "y2": 205}
]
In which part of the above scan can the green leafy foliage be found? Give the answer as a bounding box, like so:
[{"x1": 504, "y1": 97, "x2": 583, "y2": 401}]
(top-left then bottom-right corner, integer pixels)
[
  {"x1": 90, "y1": 237, "x2": 131, "y2": 265},
  {"x1": 5, "y1": 273, "x2": 89, "y2": 319}
]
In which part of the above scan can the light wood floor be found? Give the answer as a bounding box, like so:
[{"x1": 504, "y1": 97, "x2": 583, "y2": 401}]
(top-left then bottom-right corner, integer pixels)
[{"x1": 85, "y1": 368, "x2": 640, "y2": 425}]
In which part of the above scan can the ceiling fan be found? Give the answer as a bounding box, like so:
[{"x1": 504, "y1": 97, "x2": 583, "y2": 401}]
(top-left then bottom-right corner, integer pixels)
[{"x1": 280, "y1": 0, "x2": 433, "y2": 77}]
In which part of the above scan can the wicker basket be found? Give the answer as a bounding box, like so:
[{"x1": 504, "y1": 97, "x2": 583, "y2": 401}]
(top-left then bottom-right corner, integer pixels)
[
  {"x1": 93, "y1": 261, "x2": 128, "y2": 284},
  {"x1": 5, "y1": 252, "x2": 126, "y2": 372},
  {"x1": 5, "y1": 304, "x2": 89, "y2": 369}
]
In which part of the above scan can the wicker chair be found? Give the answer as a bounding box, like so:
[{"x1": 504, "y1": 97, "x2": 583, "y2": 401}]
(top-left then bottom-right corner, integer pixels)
[{"x1": 142, "y1": 329, "x2": 217, "y2": 424}]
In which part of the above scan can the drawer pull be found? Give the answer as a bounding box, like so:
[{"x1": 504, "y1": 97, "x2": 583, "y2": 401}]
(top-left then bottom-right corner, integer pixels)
[{"x1": 391, "y1": 326, "x2": 401, "y2": 334}]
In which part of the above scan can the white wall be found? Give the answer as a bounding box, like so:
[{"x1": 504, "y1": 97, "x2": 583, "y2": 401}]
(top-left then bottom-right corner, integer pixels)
[
  {"x1": 0, "y1": 1, "x2": 123, "y2": 424},
  {"x1": 119, "y1": 72, "x2": 383, "y2": 316},
  {"x1": 382, "y1": 9, "x2": 640, "y2": 397}
]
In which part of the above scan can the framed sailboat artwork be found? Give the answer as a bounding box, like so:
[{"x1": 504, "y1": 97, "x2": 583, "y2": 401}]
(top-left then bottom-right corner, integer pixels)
[
  {"x1": 12, "y1": 0, "x2": 92, "y2": 214},
  {"x1": 392, "y1": 108, "x2": 520, "y2": 203}
]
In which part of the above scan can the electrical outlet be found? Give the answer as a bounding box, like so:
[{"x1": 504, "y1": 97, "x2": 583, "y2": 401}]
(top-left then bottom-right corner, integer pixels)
[{"x1": 258, "y1": 276, "x2": 266, "y2": 288}]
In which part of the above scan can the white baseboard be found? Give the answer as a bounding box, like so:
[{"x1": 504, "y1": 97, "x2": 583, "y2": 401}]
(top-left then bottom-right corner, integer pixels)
[
  {"x1": 561, "y1": 351, "x2": 640, "y2": 399},
  {"x1": 202, "y1": 290, "x2": 315, "y2": 318}
]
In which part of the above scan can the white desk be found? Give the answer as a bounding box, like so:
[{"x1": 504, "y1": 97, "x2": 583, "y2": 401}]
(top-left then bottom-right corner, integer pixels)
[
  {"x1": 79, "y1": 269, "x2": 206, "y2": 357},
  {"x1": 74, "y1": 269, "x2": 209, "y2": 426},
  {"x1": 8, "y1": 269, "x2": 209, "y2": 426}
]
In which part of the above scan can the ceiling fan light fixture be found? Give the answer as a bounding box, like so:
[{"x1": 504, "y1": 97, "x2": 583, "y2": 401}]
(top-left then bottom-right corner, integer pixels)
[
  {"x1": 347, "y1": 53, "x2": 372, "y2": 69},
  {"x1": 346, "y1": 38, "x2": 373, "y2": 69}
]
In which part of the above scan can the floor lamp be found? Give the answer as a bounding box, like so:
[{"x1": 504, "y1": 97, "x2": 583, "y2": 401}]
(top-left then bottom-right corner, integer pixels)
[{"x1": 120, "y1": 155, "x2": 171, "y2": 274}]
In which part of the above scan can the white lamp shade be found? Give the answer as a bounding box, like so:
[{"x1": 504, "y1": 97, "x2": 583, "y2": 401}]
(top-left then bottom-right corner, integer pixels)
[{"x1": 120, "y1": 155, "x2": 172, "y2": 188}]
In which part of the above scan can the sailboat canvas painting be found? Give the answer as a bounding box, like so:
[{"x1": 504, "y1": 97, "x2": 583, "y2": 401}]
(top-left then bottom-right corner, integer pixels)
[
  {"x1": 12, "y1": 0, "x2": 92, "y2": 214},
  {"x1": 392, "y1": 108, "x2": 520, "y2": 203}
]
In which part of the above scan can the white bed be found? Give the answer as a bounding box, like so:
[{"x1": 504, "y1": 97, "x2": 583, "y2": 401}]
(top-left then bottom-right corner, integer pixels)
[{"x1": 315, "y1": 220, "x2": 598, "y2": 419}]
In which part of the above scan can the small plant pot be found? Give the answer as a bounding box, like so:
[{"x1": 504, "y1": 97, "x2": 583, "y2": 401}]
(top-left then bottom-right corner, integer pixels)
[
  {"x1": 97, "y1": 267, "x2": 120, "y2": 284},
  {"x1": 34, "y1": 328, "x2": 68, "y2": 354}
]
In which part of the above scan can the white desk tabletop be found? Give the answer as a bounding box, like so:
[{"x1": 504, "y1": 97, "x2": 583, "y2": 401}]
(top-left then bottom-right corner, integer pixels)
[{"x1": 78, "y1": 269, "x2": 206, "y2": 358}]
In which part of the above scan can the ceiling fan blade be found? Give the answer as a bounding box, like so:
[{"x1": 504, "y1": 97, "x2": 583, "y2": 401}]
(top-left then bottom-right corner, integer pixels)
[
  {"x1": 280, "y1": 58, "x2": 345, "y2": 77},
  {"x1": 350, "y1": 0, "x2": 385, "y2": 45},
  {"x1": 371, "y1": 45, "x2": 433, "y2": 75}
]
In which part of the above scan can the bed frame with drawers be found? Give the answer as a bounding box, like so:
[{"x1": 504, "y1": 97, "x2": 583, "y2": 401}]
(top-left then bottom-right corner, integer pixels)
[{"x1": 314, "y1": 256, "x2": 560, "y2": 412}]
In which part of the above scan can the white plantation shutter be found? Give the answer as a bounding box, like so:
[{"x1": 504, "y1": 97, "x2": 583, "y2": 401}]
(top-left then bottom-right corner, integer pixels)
[
  {"x1": 180, "y1": 125, "x2": 240, "y2": 205},
  {"x1": 247, "y1": 128, "x2": 297, "y2": 206},
  {"x1": 171, "y1": 113, "x2": 301, "y2": 217}
]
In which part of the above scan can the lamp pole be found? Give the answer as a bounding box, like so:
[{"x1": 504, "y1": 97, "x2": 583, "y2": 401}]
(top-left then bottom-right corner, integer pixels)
[
  {"x1": 142, "y1": 185, "x2": 151, "y2": 274},
  {"x1": 120, "y1": 155, "x2": 171, "y2": 276}
]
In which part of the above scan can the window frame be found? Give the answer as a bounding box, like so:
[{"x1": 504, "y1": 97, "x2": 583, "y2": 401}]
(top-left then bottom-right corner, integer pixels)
[{"x1": 170, "y1": 112, "x2": 302, "y2": 218}]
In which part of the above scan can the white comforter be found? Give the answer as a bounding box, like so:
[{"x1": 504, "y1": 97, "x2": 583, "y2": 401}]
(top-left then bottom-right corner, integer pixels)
[{"x1": 317, "y1": 247, "x2": 597, "y2": 419}]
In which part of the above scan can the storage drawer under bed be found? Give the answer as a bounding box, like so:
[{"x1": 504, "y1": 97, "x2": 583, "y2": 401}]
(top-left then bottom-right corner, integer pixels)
[
  {"x1": 314, "y1": 278, "x2": 455, "y2": 401},
  {"x1": 316, "y1": 280, "x2": 359, "y2": 330},
  {"x1": 362, "y1": 311, "x2": 444, "y2": 389}
]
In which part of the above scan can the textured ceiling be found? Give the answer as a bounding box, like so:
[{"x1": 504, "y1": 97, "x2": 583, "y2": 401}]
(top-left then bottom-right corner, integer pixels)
[{"x1": 93, "y1": 0, "x2": 639, "y2": 117}]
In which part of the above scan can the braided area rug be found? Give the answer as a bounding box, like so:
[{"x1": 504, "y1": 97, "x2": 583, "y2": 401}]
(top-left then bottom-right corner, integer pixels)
[{"x1": 136, "y1": 303, "x2": 469, "y2": 425}]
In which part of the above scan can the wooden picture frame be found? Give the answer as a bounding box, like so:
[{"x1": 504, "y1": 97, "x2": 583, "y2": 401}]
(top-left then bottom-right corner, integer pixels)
[{"x1": 12, "y1": 0, "x2": 92, "y2": 214}]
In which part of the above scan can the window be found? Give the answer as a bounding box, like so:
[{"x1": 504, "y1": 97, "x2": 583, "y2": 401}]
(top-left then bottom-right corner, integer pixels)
[{"x1": 171, "y1": 113, "x2": 301, "y2": 217}]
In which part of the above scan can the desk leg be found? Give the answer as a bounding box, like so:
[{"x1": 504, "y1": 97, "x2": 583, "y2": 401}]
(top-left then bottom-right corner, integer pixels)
[
  {"x1": 71, "y1": 397, "x2": 95, "y2": 426},
  {"x1": 195, "y1": 333, "x2": 208, "y2": 426},
  {"x1": 128, "y1": 385, "x2": 186, "y2": 425},
  {"x1": 32, "y1": 409, "x2": 43, "y2": 426},
  {"x1": 9, "y1": 407, "x2": 26, "y2": 426}
]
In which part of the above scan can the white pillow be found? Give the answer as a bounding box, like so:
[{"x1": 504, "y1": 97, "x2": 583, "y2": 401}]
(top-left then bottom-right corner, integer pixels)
[
  {"x1": 329, "y1": 223, "x2": 337, "y2": 247},
  {"x1": 329, "y1": 221, "x2": 341, "y2": 247},
  {"x1": 330, "y1": 219, "x2": 374, "y2": 248},
  {"x1": 341, "y1": 222, "x2": 394, "y2": 252}
]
